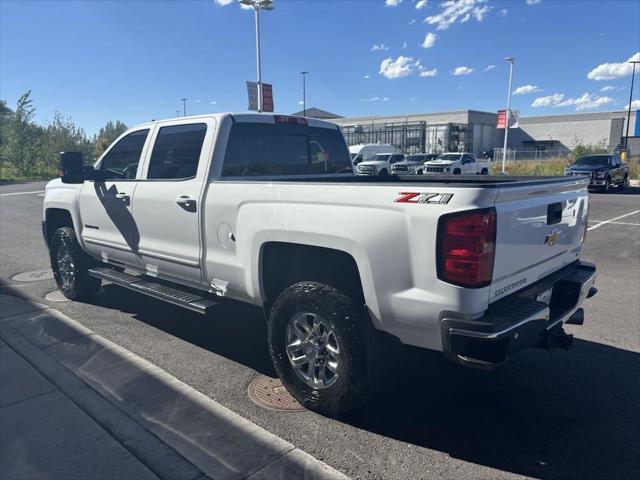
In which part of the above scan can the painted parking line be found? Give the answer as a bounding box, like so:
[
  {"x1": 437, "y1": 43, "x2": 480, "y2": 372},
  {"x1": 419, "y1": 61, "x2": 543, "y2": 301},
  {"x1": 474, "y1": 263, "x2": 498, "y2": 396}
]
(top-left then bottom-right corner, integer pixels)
[
  {"x1": 0, "y1": 190, "x2": 45, "y2": 197},
  {"x1": 587, "y1": 210, "x2": 640, "y2": 231},
  {"x1": 588, "y1": 221, "x2": 640, "y2": 227}
]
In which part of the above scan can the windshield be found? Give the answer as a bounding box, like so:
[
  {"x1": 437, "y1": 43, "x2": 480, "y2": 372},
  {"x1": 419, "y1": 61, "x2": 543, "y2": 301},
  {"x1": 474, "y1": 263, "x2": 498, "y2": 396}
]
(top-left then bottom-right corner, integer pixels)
[
  {"x1": 574, "y1": 155, "x2": 609, "y2": 167},
  {"x1": 437, "y1": 154, "x2": 462, "y2": 161},
  {"x1": 406, "y1": 155, "x2": 425, "y2": 162},
  {"x1": 371, "y1": 154, "x2": 391, "y2": 161}
]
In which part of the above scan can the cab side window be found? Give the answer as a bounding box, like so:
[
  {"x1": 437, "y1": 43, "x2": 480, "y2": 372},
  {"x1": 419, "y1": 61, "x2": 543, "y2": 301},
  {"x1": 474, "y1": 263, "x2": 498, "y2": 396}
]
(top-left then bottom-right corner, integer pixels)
[
  {"x1": 147, "y1": 124, "x2": 207, "y2": 180},
  {"x1": 100, "y1": 129, "x2": 149, "y2": 180}
]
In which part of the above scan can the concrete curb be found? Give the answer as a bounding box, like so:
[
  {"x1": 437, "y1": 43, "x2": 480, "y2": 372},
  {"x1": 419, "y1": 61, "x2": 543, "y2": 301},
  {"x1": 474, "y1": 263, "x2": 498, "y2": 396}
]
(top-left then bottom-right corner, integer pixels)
[{"x1": 0, "y1": 293, "x2": 349, "y2": 480}]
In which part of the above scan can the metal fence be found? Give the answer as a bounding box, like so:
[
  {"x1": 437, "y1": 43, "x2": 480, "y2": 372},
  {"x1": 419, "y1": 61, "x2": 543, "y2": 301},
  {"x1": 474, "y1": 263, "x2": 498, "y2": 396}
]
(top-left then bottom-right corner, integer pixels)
[{"x1": 493, "y1": 148, "x2": 572, "y2": 162}]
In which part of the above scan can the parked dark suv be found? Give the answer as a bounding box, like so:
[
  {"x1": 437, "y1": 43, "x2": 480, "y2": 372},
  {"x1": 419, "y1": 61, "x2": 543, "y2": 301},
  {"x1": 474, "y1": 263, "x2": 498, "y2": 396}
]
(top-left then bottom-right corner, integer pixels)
[{"x1": 564, "y1": 154, "x2": 630, "y2": 193}]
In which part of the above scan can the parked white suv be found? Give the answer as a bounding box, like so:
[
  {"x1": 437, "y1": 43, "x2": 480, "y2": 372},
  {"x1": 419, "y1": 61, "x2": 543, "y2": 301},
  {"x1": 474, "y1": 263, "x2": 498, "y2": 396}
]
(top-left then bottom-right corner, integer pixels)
[
  {"x1": 424, "y1": 153, "x2": 490, "y2": 175},
  {"x1": 43, "y1": 113, "x2": 597, "y2": 417},
  {"x1": 356, "y1": 153, "x2": 405, "y2": 176}
]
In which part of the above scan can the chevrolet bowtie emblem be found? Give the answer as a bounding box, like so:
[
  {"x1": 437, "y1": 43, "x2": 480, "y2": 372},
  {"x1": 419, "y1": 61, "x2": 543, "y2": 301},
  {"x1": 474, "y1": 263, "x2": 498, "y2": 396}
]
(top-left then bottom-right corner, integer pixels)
[{"x1": 545, "y1": 230, "x2": 562, "y2": 246}]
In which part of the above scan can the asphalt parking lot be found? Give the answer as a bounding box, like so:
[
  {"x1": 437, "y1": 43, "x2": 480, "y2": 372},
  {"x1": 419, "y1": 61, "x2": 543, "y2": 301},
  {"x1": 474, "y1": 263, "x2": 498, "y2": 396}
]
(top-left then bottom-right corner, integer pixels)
[{"x1": 1, "y1": 180, "x2": 638, "y2": 480}]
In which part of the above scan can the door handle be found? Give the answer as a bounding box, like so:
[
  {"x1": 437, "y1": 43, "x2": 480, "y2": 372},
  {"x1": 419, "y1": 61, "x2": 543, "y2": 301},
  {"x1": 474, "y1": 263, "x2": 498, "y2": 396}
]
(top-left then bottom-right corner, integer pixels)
[
  {"x1": 176, "y1": 196, "x2": 196, "y2": 212},
  {"x1": 115, "y1": 192, "x2": 130, "y2": 206}
]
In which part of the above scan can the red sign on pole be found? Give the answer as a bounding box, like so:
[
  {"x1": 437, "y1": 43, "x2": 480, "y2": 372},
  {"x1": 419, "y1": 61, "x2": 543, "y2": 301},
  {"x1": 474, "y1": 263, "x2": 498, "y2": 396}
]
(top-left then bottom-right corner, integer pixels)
[
  {"x1": 261, "y1": 83, "x2": 274, "y2": 112},
  {"x1": 496, "y1": 109, "x2": 507, "y2": 129}
]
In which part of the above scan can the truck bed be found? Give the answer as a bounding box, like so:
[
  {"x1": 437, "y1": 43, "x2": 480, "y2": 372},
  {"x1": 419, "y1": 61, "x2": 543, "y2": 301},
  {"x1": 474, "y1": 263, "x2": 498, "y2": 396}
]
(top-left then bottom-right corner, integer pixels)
[{"x1": 218, "y1": 174, "x2": 579, "y2": 188}]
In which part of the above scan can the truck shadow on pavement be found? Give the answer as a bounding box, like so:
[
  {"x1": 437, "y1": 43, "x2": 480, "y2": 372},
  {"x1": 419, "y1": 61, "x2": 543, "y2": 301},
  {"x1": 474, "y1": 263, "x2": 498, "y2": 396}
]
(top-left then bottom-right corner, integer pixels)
[{"x1": 86, "y1": 285, "x2": 639, "y2": 480}]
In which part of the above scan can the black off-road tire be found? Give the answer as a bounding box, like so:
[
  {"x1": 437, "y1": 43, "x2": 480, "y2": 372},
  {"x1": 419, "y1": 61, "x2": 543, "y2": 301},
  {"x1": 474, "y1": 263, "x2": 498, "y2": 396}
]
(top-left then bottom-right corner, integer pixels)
[
  {"x1": 481, "y1": 168, "x2": 489, "y2": 175},
  {"x1": 379, "y1": 169, "x2": 388, "y2": 176},
  {"x1": 602, "y1": 177, "x2": 611, "y2": 193},
  {"x1": 267, "y1": 281, "x2": 382, "y2": 417},
  {"x1": 49, "y1": 227, "x2": 101, "y2": 300},
  {"x1": 453, "y1": 168, "x2": 461, "y2": 175},
  {"x1": 618, "y1": 175, "x2": 628, "y2": 191}
]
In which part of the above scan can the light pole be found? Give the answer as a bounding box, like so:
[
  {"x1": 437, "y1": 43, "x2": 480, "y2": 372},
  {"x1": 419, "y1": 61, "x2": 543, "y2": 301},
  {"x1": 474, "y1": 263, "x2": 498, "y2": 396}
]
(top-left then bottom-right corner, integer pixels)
[
  {"x1": 240, "y1": 0, "x2": 274, "y2": 112},
  {"x1": 502, "y1": 57, "x2": 515, "y2": 174},
  {"x1": 181, "y1": 98, "x2": 188, "y2": 117},
  {"x1": 176, "y1": 110, "x2": 180, "y2": 118},
  {"x1": 301, "y1": 71, "x2": 308, "y2": 117},
  {"x1": 624, "y1": 60, "x2": 639, "y2": 153}
]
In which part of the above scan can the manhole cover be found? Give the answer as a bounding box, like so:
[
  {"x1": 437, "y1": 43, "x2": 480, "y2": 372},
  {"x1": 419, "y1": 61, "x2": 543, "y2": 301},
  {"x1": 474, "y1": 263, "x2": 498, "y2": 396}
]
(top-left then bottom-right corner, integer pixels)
[
  {"x1": 44, "y1": 290, "x2": 68, "y2": 302},
  {"x1": 11, "y1": 269, "x2": 54, "y2": 282},
  {"x1": 248, "y1": 375, "x2": 305, "y2": 412}
]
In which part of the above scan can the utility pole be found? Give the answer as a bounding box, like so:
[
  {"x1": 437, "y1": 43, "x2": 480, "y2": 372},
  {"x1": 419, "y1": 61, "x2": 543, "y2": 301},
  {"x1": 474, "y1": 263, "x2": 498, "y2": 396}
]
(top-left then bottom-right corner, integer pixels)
[
  {"x1": 176, "y1": 110, "x2": 180, "y2": 118},
  {"x1": 181, "y1": 98, "x2": 188, "y2": 117},
  {"x1": 624, "y1": 60, "x2": 639, "y2": 154},
  {"x1": 502, "y1": 57, "x2": 515, "y2": 174},
  {"x1": 301, "y1": 71, "x2": 308, "y2": 117}
]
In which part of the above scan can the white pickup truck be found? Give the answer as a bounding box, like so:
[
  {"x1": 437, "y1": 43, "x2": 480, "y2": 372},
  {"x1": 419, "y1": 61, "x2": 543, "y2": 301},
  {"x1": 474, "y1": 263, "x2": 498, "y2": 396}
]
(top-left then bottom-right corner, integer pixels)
[
  {"x1": 43, "y1": 113, "x2": 597, "y2": 416},
  {"x1": 424, "y1": 152, "x2": 490, "y2": 175}
]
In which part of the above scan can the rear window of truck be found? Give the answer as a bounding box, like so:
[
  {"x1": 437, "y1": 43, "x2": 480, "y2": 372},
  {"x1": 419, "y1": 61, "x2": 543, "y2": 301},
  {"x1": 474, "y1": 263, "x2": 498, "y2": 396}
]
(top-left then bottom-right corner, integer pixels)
[{"x1": 221, "y1": 123, "x2": 351, "y2": 177}]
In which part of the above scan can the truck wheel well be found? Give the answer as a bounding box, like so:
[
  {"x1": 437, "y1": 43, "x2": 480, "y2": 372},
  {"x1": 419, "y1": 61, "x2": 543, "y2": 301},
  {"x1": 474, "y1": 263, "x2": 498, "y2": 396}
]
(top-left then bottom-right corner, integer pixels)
[
  {"x1": 261, "y1": 242, "x2": 365, "y2": 308},
  {"x1": 45, "y1": 209, "x2": 74, "y2": 245}
]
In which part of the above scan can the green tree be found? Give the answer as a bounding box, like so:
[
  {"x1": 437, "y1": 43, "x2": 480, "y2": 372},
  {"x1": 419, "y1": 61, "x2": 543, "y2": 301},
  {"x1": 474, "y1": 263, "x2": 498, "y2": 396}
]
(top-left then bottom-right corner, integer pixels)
[
  {"x1": 94, "y1": 120, "x2": 128, "y2": 158},
  {"x1": 39, "y1": 112, "x2": 93, "y2": 175},
  {"x1": 1, "y1": 91, "x2": 44, "y2": 177}
]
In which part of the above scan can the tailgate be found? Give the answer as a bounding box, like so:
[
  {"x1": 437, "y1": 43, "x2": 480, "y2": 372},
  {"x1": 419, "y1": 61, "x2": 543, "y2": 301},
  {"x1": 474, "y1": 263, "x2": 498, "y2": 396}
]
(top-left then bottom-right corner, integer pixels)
[{"x1": 490, "y1": 177, "x2": 590, "y2": 302}]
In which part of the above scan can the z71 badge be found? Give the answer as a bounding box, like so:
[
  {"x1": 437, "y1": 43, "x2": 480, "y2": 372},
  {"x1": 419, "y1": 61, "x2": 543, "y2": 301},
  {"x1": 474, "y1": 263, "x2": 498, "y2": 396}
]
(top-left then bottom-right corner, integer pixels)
[{"x1": 394, "y1": 192, "x2": 454, "y2": 204}]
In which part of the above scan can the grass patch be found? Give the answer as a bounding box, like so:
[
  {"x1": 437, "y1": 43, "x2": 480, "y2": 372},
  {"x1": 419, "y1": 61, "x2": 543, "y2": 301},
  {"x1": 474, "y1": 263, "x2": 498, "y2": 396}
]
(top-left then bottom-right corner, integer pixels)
[{"x1": 490, "y1": 157, "x2": 640, "y2": 179}]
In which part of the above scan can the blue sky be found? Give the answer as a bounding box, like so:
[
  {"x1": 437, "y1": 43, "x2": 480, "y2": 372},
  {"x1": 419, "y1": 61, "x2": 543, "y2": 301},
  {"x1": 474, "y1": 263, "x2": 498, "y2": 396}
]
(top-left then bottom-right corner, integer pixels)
[{"x1": 1, "y1": 0, "x2": 639, "y2": 135}]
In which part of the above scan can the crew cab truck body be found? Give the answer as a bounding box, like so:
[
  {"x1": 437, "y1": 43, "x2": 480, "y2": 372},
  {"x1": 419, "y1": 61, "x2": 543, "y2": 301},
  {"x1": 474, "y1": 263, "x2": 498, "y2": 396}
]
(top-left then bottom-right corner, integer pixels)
[
  {"x1": 424, "y1": 152, "x2": 490, "y2": 175},
  {"x1": 564, "y1": 153, "x2": 630, "y2": 193},
  {"x1": 43, "y1": 113, "x2": 597, "y2": 416}
]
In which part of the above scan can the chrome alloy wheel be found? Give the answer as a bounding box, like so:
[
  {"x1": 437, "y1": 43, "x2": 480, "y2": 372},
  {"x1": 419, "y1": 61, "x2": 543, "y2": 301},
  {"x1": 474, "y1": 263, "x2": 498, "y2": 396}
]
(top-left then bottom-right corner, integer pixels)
[
  {"x1": 285, "y1": 311, "x2": 340, "y2": 389},
  {"x1": 56, "y1": 244, "x2": 75, "y2": 288}
]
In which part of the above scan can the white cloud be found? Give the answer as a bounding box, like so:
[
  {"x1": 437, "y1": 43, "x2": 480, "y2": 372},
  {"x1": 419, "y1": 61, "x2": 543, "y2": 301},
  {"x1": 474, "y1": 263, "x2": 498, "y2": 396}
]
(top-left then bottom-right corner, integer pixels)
[
  {"x1": 424, "y1": 0, "x2": 492, "y2": 30},
  {"x1": 371, "y1": 43, "x2": 389, "y2": 51},
  {"x1": 532, "y1": 92, "x2": 613, "y2": 110},
  {"x1": 626, "y1": 99, "x2": 640, "y2": 110},
  {"x1": 587, "y1": 52, "x2": 640, "y2": 81},
  {"x1": 361, "y1": 96, "x2": 391, "y2": 102},
  {"x1": 214, "y1": 0, "x2": 234, "y2": 6},
  {"x1": 600, "y1": 85, "x2": 615, "y2": 92},
  {"x1": 500, "y1": 8, "x2": 508, "y2": 16},
  {"x1": 484, "y1": 64, "x2": 496, "y2": 72},
  {"x1": 416, "y1": 0, "x2": 429, "y2": 9},
  {"x1": 532, "y1": 93, "x2": 564, "y2": 107},
  {"x1": 526, "y1": 0, "x2": 541, "y2": 5},
  {"x1": 419, "y1": 68, "x2": 438, "y2": 77},
  {"x1": 210, "y1": 101, "x2": 217, "y2": 104},
  {"x1": 513, "y1": 84, "x2": 542, "y2": 95},
  {"x1": 452, "y1": 65, "x2": 474, "y2": 76},
  {"x1": 385, "y1": 0, "x2": 402, "y2": 6},
  {"x1": 298, "y1": 101, "x2": 304, "y2": 105},
  {"x1": 421, "y1": 32, "x2": 437, "y2": 48},
  {"x1": 193, "y1": 99, "x2": 202, "y2": 103},
  {"x1": 557, "y1": 93, "x2": 614, "y2": 110},
  {"x1": 409, "y1": 18, "x2": 417, "y2": 24},
  {"x1": 379, "y1": 56, "x2": 418, "y2": 79},
  {"x1": 364, "y1": 74, "x2": 371, "y2": 79},
  {"x1": 403, "y1": 41, "x2": 407, "y2": 49}
]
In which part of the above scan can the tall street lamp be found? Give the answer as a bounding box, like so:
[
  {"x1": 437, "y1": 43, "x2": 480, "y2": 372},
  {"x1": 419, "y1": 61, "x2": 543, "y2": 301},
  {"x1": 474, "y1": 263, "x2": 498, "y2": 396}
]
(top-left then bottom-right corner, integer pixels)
[
  {"x1": 181, "y1": 98, "x2": 188, "y2": 117},
  {"x1": 502, "y1": 57, "x2": 515, "y2": 174},
  {"x1": 301, "y1": 71, "x2": 308, "y2": 117},
  {"x1": 240, "y1": 0, "x2": 274, "y2": 113},
  {"x1": 624, "y1": 60, "x2": 639, "y2": 155}
]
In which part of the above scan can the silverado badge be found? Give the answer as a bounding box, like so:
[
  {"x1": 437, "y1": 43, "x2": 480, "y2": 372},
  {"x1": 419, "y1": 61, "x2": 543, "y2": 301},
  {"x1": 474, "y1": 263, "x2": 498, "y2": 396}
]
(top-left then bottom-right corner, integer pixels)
[
  {"x1": 395, "y1": 192, "x2": 453, "y2": 204},
  {"x1": 545, "y1": 229, "x2": 562, "y2": 246}
]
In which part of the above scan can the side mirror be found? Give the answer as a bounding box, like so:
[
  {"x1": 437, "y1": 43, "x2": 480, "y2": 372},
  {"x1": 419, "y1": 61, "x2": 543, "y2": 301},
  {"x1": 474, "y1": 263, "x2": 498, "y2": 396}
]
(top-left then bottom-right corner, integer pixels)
[{"x1": 59, "y1": 152, "x2": 84, "y2": 184}]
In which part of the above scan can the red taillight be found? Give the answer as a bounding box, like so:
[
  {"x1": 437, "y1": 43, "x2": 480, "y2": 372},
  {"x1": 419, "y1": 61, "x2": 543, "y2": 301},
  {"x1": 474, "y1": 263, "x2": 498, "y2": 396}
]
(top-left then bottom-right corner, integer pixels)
[
  {"x1": 274, "y1": 115, "x2": 307, "y2": 126},
  {"x1": 438, "y1": 208, "x2": 496, "y2": 287}
]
